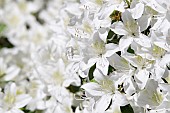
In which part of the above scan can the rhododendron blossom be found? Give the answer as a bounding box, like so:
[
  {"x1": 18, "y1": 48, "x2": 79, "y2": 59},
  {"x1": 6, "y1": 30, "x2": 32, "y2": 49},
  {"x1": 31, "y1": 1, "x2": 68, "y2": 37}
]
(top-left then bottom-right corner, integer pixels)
[{"x1": 0, "y1": 0, "x2": 170, "y2": 113}]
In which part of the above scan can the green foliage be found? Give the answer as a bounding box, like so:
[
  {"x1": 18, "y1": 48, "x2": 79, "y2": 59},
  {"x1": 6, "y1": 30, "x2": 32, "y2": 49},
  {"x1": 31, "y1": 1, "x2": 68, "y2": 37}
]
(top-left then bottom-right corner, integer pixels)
[
  {"x1": 31, "y1": 12, "x2": 44, "y2": 25},
  {"x1": 21, "y1": 107, "x2": 43, "y2": 113},
  {"x1": 127, "y1": 46, "x2": 135, "y2": 54},
  {"x1": 88, "y1": 64, "x2": 96, "y2": 80},
  {"x1": 142, "y1": 25, "x2": 151, "y2": 36},
  {"x1": 90, "y1": 78, "x2": 97, "y2": 83},
  {"x1": 108, "y1": 65, "x2": 115, "y2": 75},
  {"x1": 67, "y1": 85, "x2": 80, "y2": 93},
  {"x1": 107, "y1": 30, "x2": 120, "y2": 44},
  {"x1": 0, "y1": 23, "x2": 6, "y2": 35},
  {"x1": 120, "y1": 104, "x2": 134, "y2": 113},
  {"x1": 0, "y1": 36, "x2": 14, "y2": 49}
]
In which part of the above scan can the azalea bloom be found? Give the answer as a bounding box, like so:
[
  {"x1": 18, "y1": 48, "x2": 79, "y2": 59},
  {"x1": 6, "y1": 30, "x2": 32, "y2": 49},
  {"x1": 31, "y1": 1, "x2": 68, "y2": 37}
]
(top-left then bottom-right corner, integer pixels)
[
  {"x1": 1, "y1": 0, "x2": 170, "y2": 112},
  {"x1": 110, "y1": 10, "x2": 151, "y2": 51},
  {"x1": 0, "y1": 57, "x2": 20, "y2": 81},
  {"x1": 82, "y1": 69, "x2": 128, "y2": 113},
  {"x1": 0, "y1": 83, "x2": 32, "y2": 113}
]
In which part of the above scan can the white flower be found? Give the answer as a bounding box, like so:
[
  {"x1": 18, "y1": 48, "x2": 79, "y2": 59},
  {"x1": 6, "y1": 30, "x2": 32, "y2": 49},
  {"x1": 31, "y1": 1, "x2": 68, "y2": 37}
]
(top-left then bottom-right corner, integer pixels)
[
  {"x1": 137, "y1": 79, "x2": 164, "y2": 108},
  {"x1": 26, "y1": 80, "x2": 46, "y2": 111},
  {"x1": 110, "y1": 10, "x2": 151, "y2": 51},
  {"x1": 82, "y1": 28, "x2": 119, "y2": 75},
  {"x1": 0, "y1": 83, "x2": 32, "y2": 112},
  {"x1": 0, "y1": 57, "x2": 20, "y2": 81},
  {"x1": 36, "y1": 58, "x2": 66, "y2": 86},
  {"x1": 82, "y1": 69, "x2": 128, "y2": 113},
  {"x1": 2, "y1": 0, "x2": 170, "y2": 112}
]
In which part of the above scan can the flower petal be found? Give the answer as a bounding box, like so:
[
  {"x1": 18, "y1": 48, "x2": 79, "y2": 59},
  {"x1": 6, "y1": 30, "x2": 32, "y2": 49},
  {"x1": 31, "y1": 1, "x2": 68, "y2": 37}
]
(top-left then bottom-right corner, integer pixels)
[
  {"x1": 119, "y1": 36, "x2": 133, "y2": 51},
  {"x1": 81, "y1": 83, "x2": 104, "y2": 96},
  {"x1": 15, "y1": 94, "x2": 32, "y2": 108},
  {"x1": 110, "y1": 21, "x2": 128, "y2": 35},
  {"x1": 94, "y1": 94, "x2": 112, "y2": 113},
  {"x1": 130, "y1": 3, "x2": 144, "y2": 19}
]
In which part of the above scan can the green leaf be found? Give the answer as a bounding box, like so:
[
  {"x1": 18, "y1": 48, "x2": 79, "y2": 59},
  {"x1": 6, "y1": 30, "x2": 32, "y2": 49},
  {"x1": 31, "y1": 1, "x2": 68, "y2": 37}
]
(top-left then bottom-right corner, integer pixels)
[
  {"x1": 0, "y1": 23, "x2": 6, "y2": 34},
  {"x1": 107, "y1": 65, "x2": 115, "y2": 75},
  {"x1": 107, "y1": 30, "x2": 114, "y2": 39},
  {"x1": 120, "y1": 104, "x2": 134, "y2": 113},
  {"x1": 142, "y1": 25, "x2": 151, "y2": 36},
  {"x1": 127, "y1": 46, "x2": 135, "y2": 54},
  {"x1": 31, "y1": 12, "x2": 44, "y2": 25},
  {"x1": 0, "y1": 36, "x2": 14, "y2": 49},
  {"x1": 67, "y1": 85, "x2": 80, "y2": 93},
  {"x1": 107, "y1": 30, "x2": 120, "y2": 44},
  {"x1": 21, "y1": 107, "x2": 43, "y2": 113},
  {"x1": 88, "y1": 64, "x2": 96, "y2": 80},
  {"x1": 90, "y1": 79, "x2": 97, "y2": 83}
]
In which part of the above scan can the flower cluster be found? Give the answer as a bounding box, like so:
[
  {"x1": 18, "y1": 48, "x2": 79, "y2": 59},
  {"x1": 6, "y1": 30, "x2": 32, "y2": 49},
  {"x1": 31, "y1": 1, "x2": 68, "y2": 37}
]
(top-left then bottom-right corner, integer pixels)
[{"x1": 1, "y1": 0, "x2": 170, "y2": 113}]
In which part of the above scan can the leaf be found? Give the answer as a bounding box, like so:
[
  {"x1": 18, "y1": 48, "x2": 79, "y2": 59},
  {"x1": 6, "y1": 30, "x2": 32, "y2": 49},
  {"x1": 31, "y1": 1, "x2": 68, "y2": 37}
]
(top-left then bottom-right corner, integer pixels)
[
  {"x1": 108, "y1": 65, "x2": 115, "y2": 75},
  {"x1": 67, "y1": 85, "x2": 80, "y2": 93},
  {"x1": 0, "y1": 36, "x2": 14, "y2": 49},
  {"x1": 127, "y1": 46, "x2": 135, "y2": 54},
  {"x1": 90, "y1": 79, "x2": 97, "y2": 83},
  {"x1": 120, "y1": 104, "x2": 134, "y2": 113},
  {"x1": 107, "y1": 30, "x2": 115, "y2": 39},
  {"x1": 0, "y1": 23, "x2": 6, "y2": 34},
  {"x1": 31, "y1": 12, "x2": 44, "y2": 25},
  {"x1": 21, "y1": 107, "x2": 43, "y2": 113},
  {"x1": 141, "y1": 25, "x2": 151, "y2": 36},
  {"x1": 107, "y1": 30, "x2": 120, "y2": 44},
  {"x1": 88, "y1": 64, "x2": 96, "y2": 80}
]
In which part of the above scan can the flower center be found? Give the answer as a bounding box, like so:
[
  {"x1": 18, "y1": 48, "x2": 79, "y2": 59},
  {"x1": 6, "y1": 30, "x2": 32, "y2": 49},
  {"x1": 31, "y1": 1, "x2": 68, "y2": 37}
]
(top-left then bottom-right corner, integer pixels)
[
  {"x1": 0, "y1": 69, "x2": 5, "y2": 78},
  {"x1": 4, "y1": 93, "x2": 16, "y2": 105},
  {"x1": 152, "y1": 45, "x2": 165, "y2": 58},
  {"x1": 52, "y1": 71, "x2": 64, "y2": 85},
  {"x1": 100, "y1": 79, "x2": 115, "y2": 94},
  {"x1": 125, "y1": 21, "x2": 138, "y2": 35},
  {"x1": 95, "y1": 0, "x2": 103, "y2": 5},
  {"x1": 9, "y1": 15, "x2": 20, "y2": 26},
  {"x1": 151, "y1": 91, "x2": 163, "y2": 105},
  {"x1": 92, "y1": 41, "x2": 106, "y2": 55},
  {"x1": 83, "y1": 21, "x2": 93, "y2": 33},
  {"x1": 136, "y1": 55, "x2": 154, "y2": 68},
  {"x1": 18, "y1": 2, "x2": 27, "y2": 12}
]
